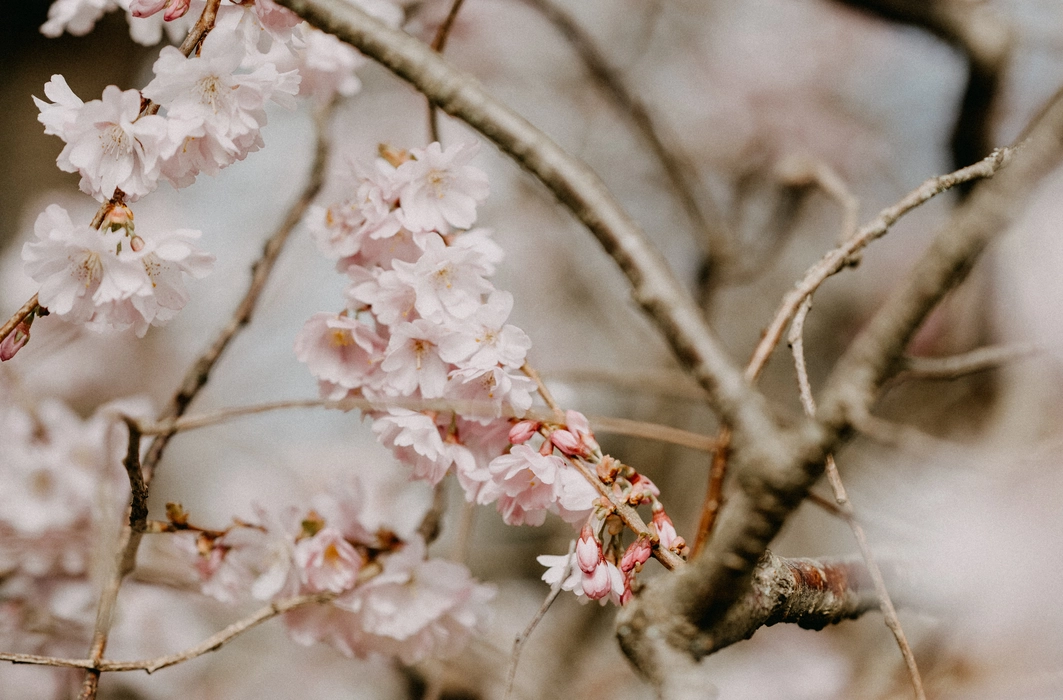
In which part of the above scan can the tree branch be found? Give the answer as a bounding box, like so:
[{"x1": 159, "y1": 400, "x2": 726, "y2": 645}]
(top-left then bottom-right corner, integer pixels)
[
  {"x1": 789, "y1": 298, "x2": 925, "y2": 700},
  {"x1": 617, "y1": 550, "x2": 884, "y2": 690},
  {"x1": 897, "y1": 342, "x2": 1038, "y2": 380},
  {"x1": 819, "y1": 89, "x2": 1063, "y2": 432},
  {"x1": 1, "y1": 592, "x2": 336, "y2": 675}
]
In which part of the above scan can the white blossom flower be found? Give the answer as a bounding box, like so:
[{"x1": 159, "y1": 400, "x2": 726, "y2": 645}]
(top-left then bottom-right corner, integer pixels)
[
  {"x1": 438, "y1": 291, "x2": 531, "y2": 368},
  {"x1": 48, "y1": 85, "x2": 171, "y2": 201},
  {"x1": 22, "y1": 205, "x2": 149, "y2": 324},
  {"x1": 395, "y1": 142, "x2": 490, "y2": 233},
  {"x1": 477, "y1": 445, "x2": 564, "y2": 526},
  {"x1": 33, "y1": 75, "x2": 83, "y2": 139},
  {"x1": 40, "y1": 0, "x2": 117, "y2": 38},
  {"x1": 336, "y1": 537, "x2": 494, "y2": 664},
  {"x1": 23, "y1": 205, "x2": 213, "y2": 335},
  {"x1": 143, "y1": 25, "x2": 300, "y2": 185},
  {"x1": 391, "y1": 232, "x2": 495, "y2": 322},
  {"x1": 294, "y1": 312, "x2": 386, "y2": 392},
  {"x1": 380, "y1": 319, "x2": 450, "y2": 398},
  {"x1": 291, "y1": 26, "x2": 366, "y2": 105},
  {"x1": 294, "y1": 527, "x2": 363, "y2": 594}
]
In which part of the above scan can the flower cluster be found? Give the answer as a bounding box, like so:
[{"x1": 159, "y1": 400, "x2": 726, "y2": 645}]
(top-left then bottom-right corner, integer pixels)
[
  {"x1": 175, "y1": 477, "x2": 493, "y2": 663},
  {"x1": 0, "y1": 392, "x2": 144, "y2": 653},
  {"x1": 22, "y1": 204, "x2": 213, "y2": 336},
  {"x1": 297, "y1": 143, "x2": 533, "y2": 483},
  {"x1": 25, "y1": 0, "x2": 399, "y2": 341}
]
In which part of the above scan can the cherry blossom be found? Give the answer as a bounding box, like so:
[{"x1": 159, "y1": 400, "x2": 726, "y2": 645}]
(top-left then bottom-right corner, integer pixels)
[
  {"x1": 23, "y1": 204, "x2": 148, "y2": 324},
  {"x1": 437, "y1": 291, "x2": 531, "y2": 369},
  {"x1": 476, "y1": 445, "x2": 565, "y2": 526},
  {"x1": 40, "y1": 0, "x2": 117, "y2": 38},
  {"x1": 294, "y1": 528, "x2": 363, "y2": 594},
  {"x1": 330, "y1": 537, "x2": 494, "y2": 665},
  {"x1": 23, "y1": 204, "x2": 213, "y2": 336},
  {"x1": 290, "y1": 26, "x2": 366, "y2": 105},
  {"x1": 47, "y1": 84, "x2": 171, "y2": 201},
  {"x1": 391, "y1": 232, "x2": 495, "y2": 322},
  {"x1": 380, "y1": 319, "x2": 451, "y2": 398},
  {"x1": 294, "y1": 312, "x2": 386, "y2": 392},
  {"x1": 395, "y1": 142, "x2": 490, "y2": 233},
  {"x1": 142, "y1": 24, "x2": 300, "y2": 185}
]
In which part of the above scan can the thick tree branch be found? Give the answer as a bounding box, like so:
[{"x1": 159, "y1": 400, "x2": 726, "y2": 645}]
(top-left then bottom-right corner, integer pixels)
[
  {"x1": 617, "y1": 551, "x2": 882, "y2": 690},
  {"x1": 619, "y1": 87, "x2": 1063, "y2": 693}
]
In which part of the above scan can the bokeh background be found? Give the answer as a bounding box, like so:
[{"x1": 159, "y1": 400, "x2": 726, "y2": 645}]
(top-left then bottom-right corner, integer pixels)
[{"x1": 4, "y1": 1, "x2": 1063, "y2": 698}]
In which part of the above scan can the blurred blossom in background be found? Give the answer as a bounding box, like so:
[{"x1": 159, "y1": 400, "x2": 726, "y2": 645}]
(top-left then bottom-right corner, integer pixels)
[{"x1": 3, "y1": 0, "x2": 1063, "y2": 698}]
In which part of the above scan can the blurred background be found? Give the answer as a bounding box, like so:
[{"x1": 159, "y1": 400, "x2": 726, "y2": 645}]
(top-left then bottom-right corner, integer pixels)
[{"x1": 3, "y1": 0, "x2": 1063, "y2": 698}]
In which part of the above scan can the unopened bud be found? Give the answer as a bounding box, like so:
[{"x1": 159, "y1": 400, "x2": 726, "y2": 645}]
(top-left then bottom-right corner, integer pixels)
[
  {"x1": 550, "y1": 429, "x2": 583, "y2": 456},
  {"x1": 129, "y1": 235, "x2": 145, "y2": 252},
  {"x1": 164, "y1": 0, "x2": 192, "y2": 21},
  {"x1": 576, "y1": 525, "x2": 601, "y2": 574},
  {"x1": 104, "y1": 203, "x2": 135, "y2": 233},
  {"x1": 620, "y1": 537, "x2": 653, "y2": 573},
  {"x1": 0, "y1": 321, "x2": 30, "y2": 361},
  {"x1": 581, "y1": 563, "x2": 611, "y2": 600},
  {"x1": 508, "y1": 420, "x2": 539, "y2": 445},
  {"x1": 596, "y1": 454, "x2": 620, "y2": 483}
]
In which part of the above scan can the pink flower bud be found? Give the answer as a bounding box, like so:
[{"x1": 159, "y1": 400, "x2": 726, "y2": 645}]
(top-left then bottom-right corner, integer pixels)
[
  {"x1": 104, "y1": 203, "x2": 135, "y2": 232},
  {"x1": 652, "y1": 509, "x2": 680, "y2": 550},
  {"x1": 164, "y1": 0, "x2": 192, "y2": 21},
  {"x1": 508, "y1": 420, "x2": 539, "y2": 445},
  {"x1": 596, "y1": 454, "x2": 620, "y2": 483},
  {"x1": 0, "y1": 321, "x2": 30, "y2": 362},
  {"x1": 550, "y1": 429, "x2": 583, "y2": 456},
  {"x1": 620, "y1": 537, "x2": 653, "y2": 573},
  {"x1": 129, "y1": 235, "x2": 145, "y2": 252},
  {"x1": 576, "y1": 525, "x2": 601, "y2": 574},
  {"x1": 628, "y1": 473, "x2": 660, "y2": 504},
  {"x1": 565, "y1": 410, "x2": 591, "y2": 438},
  {"x1": 129, "y1": 0, "x2": 168, "y2": 17},
  {"x1": 582, "y1": 563, "x2": 611, "y2": 600}
]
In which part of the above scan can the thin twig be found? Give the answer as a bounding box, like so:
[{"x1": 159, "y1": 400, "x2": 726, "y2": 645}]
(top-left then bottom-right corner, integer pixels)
[
  {"x1": 118, "y1": 416, "x2": 148, "y2": 532},
  {"x1": 521, "y1": 362, "x2": 564, "y2": 420},
  {"x1": 0, "y1": 294, "x2": 39, "y2": 347},
  {"x1": 417, "y1": 481, "x2": 448, "y2": 545},
  {"x1": 137, "y1": 397, "x2": 719, "y2": 452},
  {"x1": 427, "y1": 0, "x2": 467, "y2": 143},
  {"x1": 746, "y1": 146, "x2": 1015, "y2": 384},
  {"x1": 75, "y1": 101, "x2": 337, "y2": 700},
  {"x1": 503, "y1": 540, "x2": 575, "y2": 700},
  {"x1": 0, "y1": 592, "x2": 336, "y2": 674},
  {"x1": 518, "y1": 0, "x2": 731, "y2": 267},
  {"x1": 693, "y1": 159, "x2": 860, "y2": 554},
  {"x1": 543, "y1": 367, "x2": 710, "y2": 402},
  {"x1": 690, "y1": 426, "x2": 729, "y2": 556},
  {"x1": 788, "y1": 297, "x2": 925, "y2": 700},
  {"x1": 898, "y1": 342, "x2": 1038, "y2": 380},
  {"x1": 99, "y1": 591, "x2": 336, "y2": 673}
]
